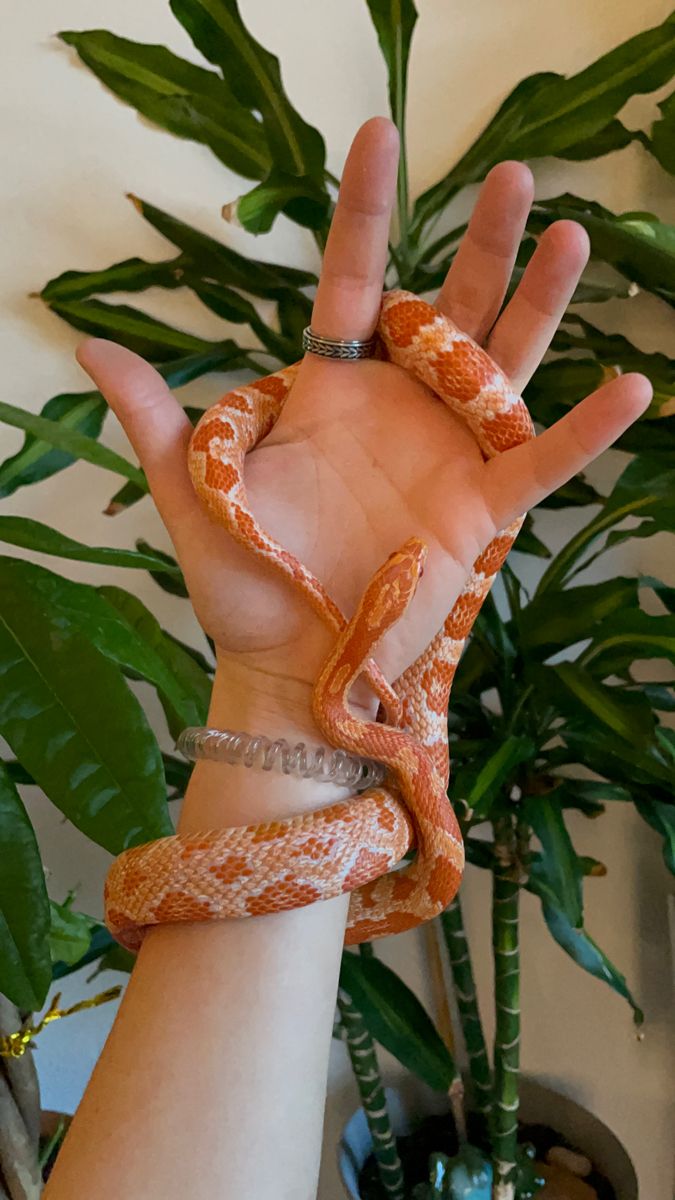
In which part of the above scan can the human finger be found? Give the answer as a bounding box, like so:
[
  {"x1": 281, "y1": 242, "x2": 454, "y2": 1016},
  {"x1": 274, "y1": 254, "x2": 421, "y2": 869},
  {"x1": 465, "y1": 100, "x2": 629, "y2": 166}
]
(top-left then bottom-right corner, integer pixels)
[
  {"x1": 309, "y1": 116, "x2": 399, "y2": 341},
  {"x1": 485, "y1": 220, "x2": 590, "y2": 391},
  {"x1": 435, "y1": 161, "x2": 533, "y2": 342},
  {"x1": 76, "y1": 338, "x2": 204, "y2": 537},
  {"x1": 482, "y1": 373, "x2": 652, "y2": 528}
]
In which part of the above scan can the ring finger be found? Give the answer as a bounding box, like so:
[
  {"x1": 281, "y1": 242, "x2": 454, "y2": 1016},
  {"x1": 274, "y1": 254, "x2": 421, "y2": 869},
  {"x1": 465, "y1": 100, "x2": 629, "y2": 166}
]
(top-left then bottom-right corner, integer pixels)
[{"x1": 485, "y1": 219, "x2": 590, "y2": 392}]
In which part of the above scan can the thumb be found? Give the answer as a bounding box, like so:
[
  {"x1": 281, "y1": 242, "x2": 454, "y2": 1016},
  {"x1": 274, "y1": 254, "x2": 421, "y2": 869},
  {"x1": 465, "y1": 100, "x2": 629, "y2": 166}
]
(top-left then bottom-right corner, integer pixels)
[{"x1": 77, "y1": 338, "x2": 204, "y2": 537}]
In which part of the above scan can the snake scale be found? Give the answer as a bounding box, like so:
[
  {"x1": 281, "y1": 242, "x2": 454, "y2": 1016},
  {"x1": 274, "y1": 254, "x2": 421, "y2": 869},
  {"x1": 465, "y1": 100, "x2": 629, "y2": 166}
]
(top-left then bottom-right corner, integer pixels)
[{"x1": 105, "y1": 291, "x2": 534, "y2": 950}]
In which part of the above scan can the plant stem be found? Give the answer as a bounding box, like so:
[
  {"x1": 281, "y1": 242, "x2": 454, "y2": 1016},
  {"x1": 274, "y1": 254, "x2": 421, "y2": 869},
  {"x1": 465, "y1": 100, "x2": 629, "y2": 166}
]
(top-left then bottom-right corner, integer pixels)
[
  {"x1": 38, "y1": 1118, "x2": 66, "y2": 1173},
  {"x1": 0, "y1": 999, "x2": 40, "y2": 1152},
  {"x1": 337, "y1": 992, "x2": 405, "y2": 1200},
  {"x1": 0, "y1": 1065, "x2": 42, "y2": 1200},
  {"x1": 414, "y1": 221, "x2": 467, "y2": 268},
  {"x1": 424, "y1": 923, "x2": 468, "y2": 1145},
  {"x1": 491, "y1": 818, "x2": 521, "y2": 1200},
  {"x1": 396, "y1": 148, "x2": 410, "y2": 273},
  {"x1": 439, "y1": 898, "x2": 492, "y2": 1126},
  {"x1": 0, "y1": 997, "x2": 42, "y2": 1199}
]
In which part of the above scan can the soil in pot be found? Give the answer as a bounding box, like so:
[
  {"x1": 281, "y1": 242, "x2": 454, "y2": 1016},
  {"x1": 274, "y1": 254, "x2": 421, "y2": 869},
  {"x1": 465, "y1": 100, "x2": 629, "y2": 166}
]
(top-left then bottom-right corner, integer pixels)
[{"x1": 357, "y1": 1111, "x2": 617, "y2": 1199}]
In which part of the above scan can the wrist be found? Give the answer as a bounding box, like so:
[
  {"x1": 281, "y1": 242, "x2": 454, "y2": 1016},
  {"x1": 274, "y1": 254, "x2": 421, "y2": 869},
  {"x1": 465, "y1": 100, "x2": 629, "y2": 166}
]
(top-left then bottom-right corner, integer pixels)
[
  {"x1": 177, "y1": 653, "x2": 368, "y2": 833},
  {"x1": 206, "y1": 654, "x2": 323, "y2": 743}
]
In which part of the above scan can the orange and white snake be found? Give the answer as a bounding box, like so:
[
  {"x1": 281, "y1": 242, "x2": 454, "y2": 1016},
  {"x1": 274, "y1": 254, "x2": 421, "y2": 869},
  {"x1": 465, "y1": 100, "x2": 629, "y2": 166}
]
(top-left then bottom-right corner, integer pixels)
[{"x1": 105, "y1": 291, "x2": 534, "y2": 951}]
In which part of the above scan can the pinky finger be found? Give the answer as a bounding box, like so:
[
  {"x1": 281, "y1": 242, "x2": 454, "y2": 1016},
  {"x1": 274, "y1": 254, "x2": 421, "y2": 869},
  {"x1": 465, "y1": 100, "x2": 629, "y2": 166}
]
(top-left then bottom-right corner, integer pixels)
[{"x1": 482, "y1": 373, "x2": 652, "y2": 529}]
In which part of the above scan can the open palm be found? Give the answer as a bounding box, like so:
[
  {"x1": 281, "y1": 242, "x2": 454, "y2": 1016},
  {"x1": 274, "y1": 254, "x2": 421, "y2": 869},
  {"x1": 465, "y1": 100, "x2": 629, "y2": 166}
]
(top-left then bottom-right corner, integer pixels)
[{"x1": 79, "y1": 118, "x2": 650, "y2": 710}]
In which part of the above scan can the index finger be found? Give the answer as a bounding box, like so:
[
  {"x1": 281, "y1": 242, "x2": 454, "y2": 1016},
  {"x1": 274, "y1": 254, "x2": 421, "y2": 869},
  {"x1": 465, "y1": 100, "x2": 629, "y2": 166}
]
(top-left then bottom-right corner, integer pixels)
[{"x1": 310, "y1": 117, "x2": 399, "y2": 341}]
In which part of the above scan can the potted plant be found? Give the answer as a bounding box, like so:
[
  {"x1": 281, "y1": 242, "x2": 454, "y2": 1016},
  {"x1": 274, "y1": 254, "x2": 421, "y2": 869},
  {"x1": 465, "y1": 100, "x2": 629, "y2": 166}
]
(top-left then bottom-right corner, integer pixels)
[{"x1": 0, "y1": 3, "x2": 673, "y2": 1196}]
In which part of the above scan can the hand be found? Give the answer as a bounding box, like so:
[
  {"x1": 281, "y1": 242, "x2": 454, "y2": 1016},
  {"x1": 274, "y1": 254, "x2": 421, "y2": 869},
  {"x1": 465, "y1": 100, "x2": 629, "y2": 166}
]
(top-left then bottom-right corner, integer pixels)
[{"x1": 79, "y1": 118, "x2": 650, "y2": 734}]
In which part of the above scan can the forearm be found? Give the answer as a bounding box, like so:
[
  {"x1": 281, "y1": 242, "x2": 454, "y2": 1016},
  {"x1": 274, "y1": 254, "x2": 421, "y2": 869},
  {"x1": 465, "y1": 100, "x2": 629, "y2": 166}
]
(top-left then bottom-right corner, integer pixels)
[{"x1": 44, "y1": 663, "x2": 349, "y2": 1200}]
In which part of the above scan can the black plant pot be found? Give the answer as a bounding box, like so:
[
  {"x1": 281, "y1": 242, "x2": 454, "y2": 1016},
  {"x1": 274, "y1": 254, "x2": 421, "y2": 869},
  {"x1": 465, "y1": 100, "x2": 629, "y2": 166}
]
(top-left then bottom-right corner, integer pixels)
[{"x1": 337, "y1": 1080, "x2": 638, "y2": 1199}]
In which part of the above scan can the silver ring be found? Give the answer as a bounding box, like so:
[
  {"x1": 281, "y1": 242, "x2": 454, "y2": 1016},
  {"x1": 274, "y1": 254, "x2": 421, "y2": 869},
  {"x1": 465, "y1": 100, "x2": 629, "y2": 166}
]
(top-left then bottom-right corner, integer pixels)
[{"x1": 302, "y1": 326, "x2": 377, "y2": 361}]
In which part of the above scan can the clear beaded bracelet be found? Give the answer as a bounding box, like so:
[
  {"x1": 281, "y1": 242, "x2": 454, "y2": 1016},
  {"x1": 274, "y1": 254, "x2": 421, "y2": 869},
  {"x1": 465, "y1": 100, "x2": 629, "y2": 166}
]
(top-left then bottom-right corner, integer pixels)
[{"x1": 176, "y1": 727, "x2": 386, "y2": 792}]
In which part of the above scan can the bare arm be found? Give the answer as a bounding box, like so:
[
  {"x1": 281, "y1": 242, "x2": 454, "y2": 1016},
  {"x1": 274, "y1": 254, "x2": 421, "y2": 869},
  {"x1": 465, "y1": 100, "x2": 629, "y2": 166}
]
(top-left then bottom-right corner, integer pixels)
[
  {"x1": 43, "y1": 117, "x2": 649, "y2": 1200},
  {"x1": 45, "y1": 669, "x2": 350, "y2": 1200}
]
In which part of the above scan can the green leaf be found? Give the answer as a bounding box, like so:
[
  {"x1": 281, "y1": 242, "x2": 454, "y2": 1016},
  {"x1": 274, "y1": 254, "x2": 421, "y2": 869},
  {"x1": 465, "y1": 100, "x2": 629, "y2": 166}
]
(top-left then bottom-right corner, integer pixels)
[
  {"x1": 47, "y1": 298, "x2": 218, "y2": 361},
  {"x1": 584, "y1": 610, "x2": 675, "y2": 676},
  {"x1": 0, "y1": 391, "x2": 106, "y2": 499},
  {"x1": 412, "y1": 73, "x2": 557, "y2": 235},
  {"x1": 60, "y1": 29, "x2": 270, "y2": 180},
  {"x1": 0, "y1": 339, "x2": 248, "y2": 502},
  {"x1": 225, "y1": 167, "x2": 330, "y2": 234},
  {"x1": 544, "y1": 662, "x2": 655, "y2": 746},
  {"x1": 0, "y1": 763, "x2": 51, "y2": 1010},
  {"x1": 535, "y1": 473, "x2": 601, "y2": 511},
  {"x1": 640, "y1": 683, "x2": 675, "y2": 712},
  {"x1": 536, "y1": 456, "x2": 675, "y2": 595},
  {"x1": 10, "y1": 565, "x2": 208, "y2": 731},
  {"x1": 339, "y1": 952, "x2": 457, "y2": 1092},
  {"x1": 277, "y1": 288, "x2": 312, "y2": 352},
  {"x1": 166, "y1": 636, "x2": 212, "y2": 679},
  {"x1": 643, "y1": 575, "x2": 675, "y2": 614},
  {"x1": 97, "y1": 586, "x2": 211, "y2": 734},
  {"x1": 525, "y1": 358, "x2": 605, "y2": 435},
  {"x1": 170, "y1": 0, "x2": 326, "y2": 179},
  {"x1": 0, "y1": 516, "x2": 184, "y2": 576},
  {"x1": 365, "y1": 0, "x2": 417, "y2": 126},
  {"x1": 555, "y1": 119, "x2": 635, "y2": 160},
  {"x1": 455, "y1": 735, "x2": 535, "y2": 820},
  {"x1": 91, "y1": 941, "x2": 136, "y2": 976},
  {"x1": 542, "y1": 905, "x2": 643, "y2": 1023},
  {"x1": 648, "y1": 87, "x2": 675, "y2": 175},
  {"x1": 634, "y1": 797, "x2": 675, "y2": 874},
  {"x1": 49, "y1": 897, "x2": 97, "y2": 967},
  {"x1": 40, "y1": 255, "x2": 188, "y2": 303},
  {"x1": 51, "y1": 923, "x2": 118, "y2": 980},
  {"x1": 553, "y1": 315, "x2": 675, "y2": 419},
  {"x1": 158, "y1": 344, "x2": 256, "y2": 384},
  {"x1": 190, "y1": 280, "x2": 290, "y2": 363},
  {"x1": 560, "y1": 779, "x2": 631, "y2": 805},
  {"x1": 0, "y1": 557, "x2": 172, "y2": 854},
  {"x1": 412, "y1": 12, "x2": 675, "y2": 236},
  {"x1": 523, "y1": 797, "x2": 583, "y2": 926},
  {"x1": 129, "y1": 196, "x2": 316, "y2": 296},
  {"x1": 520, "y1": 577, "x2": 639, "y2": 656},
  {"x1": 530, "y1": 196, "x2": 675, "y2": 306},
  {"x1": 163, "y1": 752, "x2": 193, "y2": 798},
  {"x1": 511, "y1": 513, "x2": 551, "y2": 559},
  {"x1": 135, "y1": 539, "x2": 189, "y2": 596},
  {"x1": 2, "y1": 761, "x2": 35, "y2": 786},
  {"x1": 0, "y1": 399, "x2": 146, "y2": 488},
  {"x1": 559, "y1": 725, "x2": 673, "y2": 790}
]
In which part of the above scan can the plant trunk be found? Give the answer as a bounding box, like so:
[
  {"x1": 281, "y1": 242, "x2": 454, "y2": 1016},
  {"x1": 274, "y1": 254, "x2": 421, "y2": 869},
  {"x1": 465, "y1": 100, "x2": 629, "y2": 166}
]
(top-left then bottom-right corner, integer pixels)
[
  {"x1": 439, "y1": 897, "x2": 492, "y2": 1126},
  {"x1": 337, "y1": 992, "x2": 405, "y2": 1200},
  {"x1": 491, "y1": 819, "x2": 520, "y2": 1200},
  {"x1": 0, "y1": 998, "x2": 42, "y2": 1200}
]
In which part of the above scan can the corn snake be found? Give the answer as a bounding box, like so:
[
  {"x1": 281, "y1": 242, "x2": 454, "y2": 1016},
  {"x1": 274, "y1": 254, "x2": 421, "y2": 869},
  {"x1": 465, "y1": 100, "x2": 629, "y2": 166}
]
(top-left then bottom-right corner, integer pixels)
[{"x1": 105, "y1": 290, "x2": 534, "y2": 950}]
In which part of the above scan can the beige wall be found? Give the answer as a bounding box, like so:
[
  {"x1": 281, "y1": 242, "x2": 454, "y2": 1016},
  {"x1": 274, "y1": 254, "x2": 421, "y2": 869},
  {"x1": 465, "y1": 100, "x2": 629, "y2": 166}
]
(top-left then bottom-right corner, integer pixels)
[{"x1": 1, "y1": 2, "x2": 673, "y2": 1196}]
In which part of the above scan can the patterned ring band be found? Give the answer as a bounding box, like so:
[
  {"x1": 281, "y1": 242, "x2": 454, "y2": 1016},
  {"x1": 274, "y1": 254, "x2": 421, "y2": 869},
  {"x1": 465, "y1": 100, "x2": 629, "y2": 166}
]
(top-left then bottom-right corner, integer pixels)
[{"x1": 302, "y1": 326, "x2": 377, "y2": 360}]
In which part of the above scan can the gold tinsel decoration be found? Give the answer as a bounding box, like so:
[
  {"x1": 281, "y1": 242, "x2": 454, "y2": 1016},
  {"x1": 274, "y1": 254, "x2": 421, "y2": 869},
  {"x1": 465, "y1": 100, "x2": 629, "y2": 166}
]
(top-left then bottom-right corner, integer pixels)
[{"x1": 0, "y1": 986, "x2": 122, "y2": 1059}]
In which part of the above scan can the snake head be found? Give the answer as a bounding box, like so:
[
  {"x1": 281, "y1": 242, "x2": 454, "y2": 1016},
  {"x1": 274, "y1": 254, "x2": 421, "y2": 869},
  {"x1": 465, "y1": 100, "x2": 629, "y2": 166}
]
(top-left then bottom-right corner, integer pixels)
[
  {"x1": 360, "y1": 537, "x2": 428, "y2": 643},
  {"x1": 314, "y1": 537, "x2": 429, "y2": 736}
]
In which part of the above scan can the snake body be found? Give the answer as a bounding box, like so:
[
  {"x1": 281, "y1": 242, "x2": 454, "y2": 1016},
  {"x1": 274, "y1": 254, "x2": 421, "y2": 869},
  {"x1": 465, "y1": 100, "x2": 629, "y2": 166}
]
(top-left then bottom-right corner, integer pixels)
[{"x1": 105, "y1": 291, "x2": 533, "y2": 950}]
